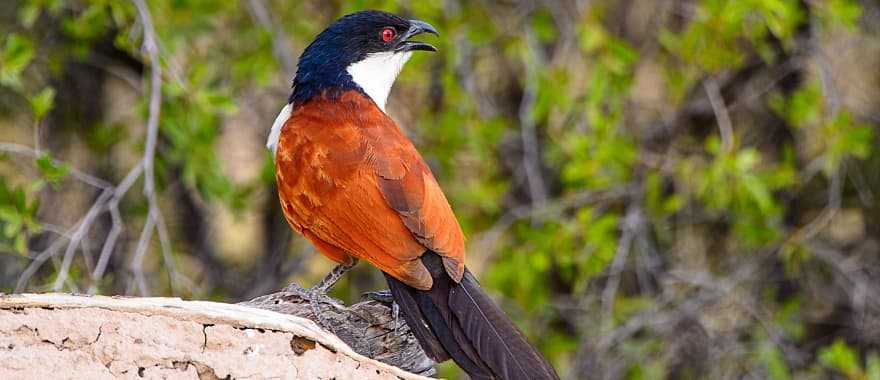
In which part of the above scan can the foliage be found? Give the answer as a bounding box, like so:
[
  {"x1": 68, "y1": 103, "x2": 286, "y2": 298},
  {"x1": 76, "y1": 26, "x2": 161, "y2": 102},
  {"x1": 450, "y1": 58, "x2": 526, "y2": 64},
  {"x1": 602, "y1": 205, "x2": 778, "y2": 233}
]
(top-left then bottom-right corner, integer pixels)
[{"x1": 0, "y1": 0, "x2": 878, "y2": 379}]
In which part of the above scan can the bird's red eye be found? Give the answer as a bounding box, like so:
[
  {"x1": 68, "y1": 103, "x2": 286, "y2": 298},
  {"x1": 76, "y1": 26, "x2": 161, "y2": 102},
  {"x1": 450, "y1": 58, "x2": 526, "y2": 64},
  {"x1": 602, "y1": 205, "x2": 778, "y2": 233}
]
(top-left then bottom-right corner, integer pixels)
[{"x1": 382, "y1": 27, "x2": 396, "y2": 42}]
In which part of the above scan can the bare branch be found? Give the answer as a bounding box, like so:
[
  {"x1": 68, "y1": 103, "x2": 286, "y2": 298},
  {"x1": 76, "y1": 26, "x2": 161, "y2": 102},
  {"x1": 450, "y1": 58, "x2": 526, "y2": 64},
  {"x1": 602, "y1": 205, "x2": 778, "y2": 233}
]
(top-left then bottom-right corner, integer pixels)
[
  {"x1": 0, "y1": 143, "x2": 149, "y2": 293},
  {"x1": 808, "y1": 241, "x2": 880, "y2": 308},
  {"x1": 131, "y1": 0, "x2": 175, "y2": 295},
  {"x1": 519, "y1": 28, "x2": 549, "y2": 211},
  {"x1": 52, "y1": 189, "x2": 113, "y2": 290},
  {"x1": 245, "y1": 0, "x2": 296, "y2": 73},
  {"x1": 132, "y1": 0, "x2": 162, "y2": 204},
  {"x1": 152, "y1": 207, "x2": 178, "y2": 295},
  {"x1": 601, "y1": 205, "x2": 641, "y2": 317},
  {"x1": 703, "y1": 78, "x2": 735, "y2": 153},
  {"x1": 0, "y1": 142, "x2": 111, "y2": 190},
  {"x1": 130, "y1": 207, "x2": 157, "y2": 296},
  {"x1": 11, "y1": 0, "x2": 173, "y2": 294},
  {"x1": 813, "y1": 47, "x2": 841, "y2": 115},
  {"x1": 90, "y1": 164, "x2": 143, "y2": 291},
  {"x1": 16, "y1": 230, "x2": 71, "y2": 292}
]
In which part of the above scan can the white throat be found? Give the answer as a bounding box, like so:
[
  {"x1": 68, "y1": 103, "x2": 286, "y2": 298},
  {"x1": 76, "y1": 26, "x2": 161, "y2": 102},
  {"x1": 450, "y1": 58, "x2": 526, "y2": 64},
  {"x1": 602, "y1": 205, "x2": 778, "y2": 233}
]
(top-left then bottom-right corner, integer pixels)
[
  {"x1": 346, "y1": 51, "x2": 413, "y2": 112},
  {"x1": 267, "y1": 51, "x2": 412, "y2": 155}
]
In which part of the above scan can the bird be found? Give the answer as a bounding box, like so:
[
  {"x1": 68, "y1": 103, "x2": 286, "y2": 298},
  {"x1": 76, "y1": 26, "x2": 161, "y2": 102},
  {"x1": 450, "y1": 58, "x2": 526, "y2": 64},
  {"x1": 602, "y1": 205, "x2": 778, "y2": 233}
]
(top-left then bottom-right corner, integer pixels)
[{"x1": 268, "y1": 10, "x2": 559, "y2": 380}]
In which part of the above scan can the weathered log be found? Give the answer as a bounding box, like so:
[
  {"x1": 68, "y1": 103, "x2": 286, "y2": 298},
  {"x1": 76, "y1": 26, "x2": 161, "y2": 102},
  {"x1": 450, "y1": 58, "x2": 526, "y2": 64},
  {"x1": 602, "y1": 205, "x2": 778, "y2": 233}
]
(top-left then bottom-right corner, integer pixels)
[
  {"x1": 239, "y1": 285, "x2": 436, "y2": 377},
  {"x1": 0, "y1": 293, "x2": 432, "y2": 380}
]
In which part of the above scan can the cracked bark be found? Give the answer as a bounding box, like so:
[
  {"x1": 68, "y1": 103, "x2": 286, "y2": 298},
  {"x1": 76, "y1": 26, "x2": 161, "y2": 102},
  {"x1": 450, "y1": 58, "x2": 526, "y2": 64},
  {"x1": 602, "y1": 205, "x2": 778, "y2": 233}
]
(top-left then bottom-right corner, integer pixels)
[
  {"x1": 0, "y1": 293, "x2": 432, "y2": 380},
  {"x1": 239, "y1": 289, "x2": 436, "y2": 376}
]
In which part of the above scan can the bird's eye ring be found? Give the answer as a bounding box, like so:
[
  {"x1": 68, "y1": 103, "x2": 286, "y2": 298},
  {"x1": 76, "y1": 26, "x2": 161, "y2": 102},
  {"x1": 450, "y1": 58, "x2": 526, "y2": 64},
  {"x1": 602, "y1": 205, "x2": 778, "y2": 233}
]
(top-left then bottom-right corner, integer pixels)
[{"x1": 381, "y1": 27, "x2": 396, "y2": 42}]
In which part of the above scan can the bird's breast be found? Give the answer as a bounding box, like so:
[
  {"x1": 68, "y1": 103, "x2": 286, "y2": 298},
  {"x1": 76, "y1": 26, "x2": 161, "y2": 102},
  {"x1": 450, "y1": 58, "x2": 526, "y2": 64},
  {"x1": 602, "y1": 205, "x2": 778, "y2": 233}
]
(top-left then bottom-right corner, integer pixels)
[{"x1": 274, "y1": 91, "x2": 385, "y2": 206}]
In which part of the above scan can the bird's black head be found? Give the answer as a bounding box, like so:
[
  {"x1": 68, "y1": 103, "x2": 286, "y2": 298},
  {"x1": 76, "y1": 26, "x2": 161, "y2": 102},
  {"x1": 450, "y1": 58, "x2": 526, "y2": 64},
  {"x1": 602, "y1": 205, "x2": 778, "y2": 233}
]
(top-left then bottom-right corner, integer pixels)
[{"x1": 289, "y1": 10, "x2": 439, "y2": 110}]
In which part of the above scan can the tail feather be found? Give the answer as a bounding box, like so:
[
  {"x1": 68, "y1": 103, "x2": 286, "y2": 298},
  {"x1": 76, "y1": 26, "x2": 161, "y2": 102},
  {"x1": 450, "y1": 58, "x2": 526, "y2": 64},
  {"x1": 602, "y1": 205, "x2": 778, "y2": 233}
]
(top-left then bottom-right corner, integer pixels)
[
  {"x1": 385, "y1": 252, "x2": 560, "y2": 380},
  {"x1": 384, "y1": 276, "x2": 449, "y2": 362},
  {"x1": 386, "y1": 271, "x2": 494, "y2": 379},
  {"x1": 451, "y1": 270, "x2": 559, "y2": 379}
]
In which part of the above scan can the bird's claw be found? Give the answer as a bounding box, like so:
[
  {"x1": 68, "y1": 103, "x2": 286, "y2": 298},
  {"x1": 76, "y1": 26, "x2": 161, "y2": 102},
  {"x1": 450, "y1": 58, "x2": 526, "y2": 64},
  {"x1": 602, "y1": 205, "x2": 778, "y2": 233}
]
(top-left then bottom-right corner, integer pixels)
[
  {"x1": 391, "y1": 301, "x2": 401, "y2": 334},
  {"x1": 361, "y1": 290, "x2": 401, "y2": 334},
  {"x1": 283, "y1": 283, "x2": 336, "y2": 331},
  {"x1": 282, "y1": 262, "x2": 355, "y2": 332}
]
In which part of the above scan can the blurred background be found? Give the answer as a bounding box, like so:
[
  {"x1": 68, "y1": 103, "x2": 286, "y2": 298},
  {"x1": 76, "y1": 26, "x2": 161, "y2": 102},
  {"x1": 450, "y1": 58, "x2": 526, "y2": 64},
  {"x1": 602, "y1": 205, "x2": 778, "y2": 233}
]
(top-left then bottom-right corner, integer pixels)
[{"x1": 0, "y1": 0, "x2": 878, "y2": 378}]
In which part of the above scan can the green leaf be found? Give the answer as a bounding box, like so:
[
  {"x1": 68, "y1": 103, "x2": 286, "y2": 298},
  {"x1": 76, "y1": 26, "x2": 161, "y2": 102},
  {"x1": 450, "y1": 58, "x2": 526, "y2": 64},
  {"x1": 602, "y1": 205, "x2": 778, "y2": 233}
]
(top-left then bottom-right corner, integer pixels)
[
  {"x1": 819, "y1": 339, "x2": 864, "y2": 378},
  {"x1": 531, "y1": 9, "x2": 558, "y2": 43},
  {"x1": 19, "y1": 2, "x2": 41, "y2": 28},
  {"x1": 0, "y1": 34, "x2": 35, "y2": 88},
  {"x1": 35, "y1": 153, "x2": 69, "y2": 188},
  {"x1": 0, "y1": 177, "x2": 40, "y2": 254},
  {"x1": 29, "y1": 87, "x2": 56, "y2": 120}
]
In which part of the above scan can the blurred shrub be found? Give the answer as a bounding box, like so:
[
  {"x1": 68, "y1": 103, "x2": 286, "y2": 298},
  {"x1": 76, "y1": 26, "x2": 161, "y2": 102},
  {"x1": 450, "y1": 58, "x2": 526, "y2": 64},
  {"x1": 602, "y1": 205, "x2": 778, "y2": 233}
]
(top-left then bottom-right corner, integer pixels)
[{"x1": 0, "y1": 0, "x2": 878, "y2": 379}]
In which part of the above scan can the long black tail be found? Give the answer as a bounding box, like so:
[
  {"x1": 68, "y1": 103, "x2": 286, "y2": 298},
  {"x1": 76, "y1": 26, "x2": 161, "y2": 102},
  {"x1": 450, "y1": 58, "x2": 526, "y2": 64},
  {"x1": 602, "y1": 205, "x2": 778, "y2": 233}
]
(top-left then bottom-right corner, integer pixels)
[{"x1": 385, "y1": 252, "x2": 559, "y2": 380}]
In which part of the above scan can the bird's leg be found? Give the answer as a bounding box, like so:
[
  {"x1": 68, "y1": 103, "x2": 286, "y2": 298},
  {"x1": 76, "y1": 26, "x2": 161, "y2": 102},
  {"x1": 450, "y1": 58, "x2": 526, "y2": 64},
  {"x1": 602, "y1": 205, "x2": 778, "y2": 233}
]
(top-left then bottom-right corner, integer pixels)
[
  {"x1": 312, "y1": 261, "x2": 356, "y2": 294},
  {"x1": 310, "y1": 262, "x2": 356, "y2": 330}
]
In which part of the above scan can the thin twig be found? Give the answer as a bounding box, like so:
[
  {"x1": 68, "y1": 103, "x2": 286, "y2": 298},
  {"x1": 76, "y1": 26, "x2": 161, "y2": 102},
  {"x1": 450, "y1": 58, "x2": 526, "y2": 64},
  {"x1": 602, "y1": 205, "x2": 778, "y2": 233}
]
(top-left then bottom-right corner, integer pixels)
[
  {"x1": 596, "y1": 262, "x2": 761, "y2": 350},
  {"x1": 519, "y1": 28, "x2": 549, "y2": 212},
  {"x1": 132, "y1": 0, "x2": 162, "y2": 210},
  {"x1": 15, "y1": 230, "x2": 72, "y2": 292},
  {"x1": 813, "y1": 48, "x2": 841, "y2": 115},
  {"x1": 153, "y1": 207, "x2": 177, "y2": 295},
  {"x1": 52, "y1": 189, "x2": 113, "y2": 290},
  {"x1": 847, "y1": 161, "x2": 874, "y2": 207},
  {"x1": 245, "y1": 0, "x2": 296, "y2": 73},
  {"x1": 808, "y1": 241, "x2": 880, "y2": 308},
  {"x1": 131, "y1": 207, "x2": 157, "y2": 296},
  {"x1": 703, "y1": 78, "x2": 734, "y2": 153},
  {"x1": 16, "y1": 0, "x2": 169, "y2": 293},
  {"x1": 131, "y1": 0, "x2": 175, "y2": 295},
  {"x1": 601, "y1": 205, "x2": 641, "y2": 317},
  {"x1": 453, "y1": 34, "x2": 498, "y2": 118},
  {"x1": 0, "y1": 142, "x2": 111, "y2": 190},
  {"x1": 90, "y1": 164, "x2": 143, "y2": 291}
]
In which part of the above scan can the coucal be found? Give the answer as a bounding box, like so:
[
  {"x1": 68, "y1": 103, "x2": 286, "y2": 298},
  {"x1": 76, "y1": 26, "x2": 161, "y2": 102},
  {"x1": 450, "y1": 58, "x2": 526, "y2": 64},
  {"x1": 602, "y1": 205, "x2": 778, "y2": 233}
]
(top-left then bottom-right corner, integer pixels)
[{"x1": 268, "y1": 10, "x2": 559, "y2": 380}]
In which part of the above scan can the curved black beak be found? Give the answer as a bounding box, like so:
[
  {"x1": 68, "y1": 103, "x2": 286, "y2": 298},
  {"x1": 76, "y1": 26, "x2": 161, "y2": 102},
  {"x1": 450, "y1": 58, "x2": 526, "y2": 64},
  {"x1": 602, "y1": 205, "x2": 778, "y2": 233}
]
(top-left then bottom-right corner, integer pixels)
[{"x1": 396, "y1": 19, "x2": 439, "y2": 53}]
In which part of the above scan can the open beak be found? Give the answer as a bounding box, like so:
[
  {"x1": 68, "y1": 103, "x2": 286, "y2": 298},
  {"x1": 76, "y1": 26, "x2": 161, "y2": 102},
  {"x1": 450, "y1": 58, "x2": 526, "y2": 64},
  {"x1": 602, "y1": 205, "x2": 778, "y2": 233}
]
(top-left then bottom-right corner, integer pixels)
[{"x1": 396, "y1": 19, "x2": 439, "y2": 53}]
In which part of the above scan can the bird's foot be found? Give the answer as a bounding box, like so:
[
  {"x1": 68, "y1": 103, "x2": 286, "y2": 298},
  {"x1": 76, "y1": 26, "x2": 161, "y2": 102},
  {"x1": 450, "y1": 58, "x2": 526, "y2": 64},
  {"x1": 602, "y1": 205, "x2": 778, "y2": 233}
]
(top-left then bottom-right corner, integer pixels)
[
  {"x1": 283, "y1": 262, "x2": 356, "y2": 332},
  {"x1": 282, "y1": 283, "x2": 338, "y2": 331},
  {"x1": 361, "y1": 290, "x2": 401, "y2": 334}
]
